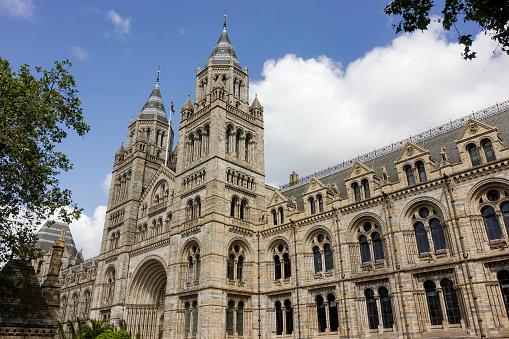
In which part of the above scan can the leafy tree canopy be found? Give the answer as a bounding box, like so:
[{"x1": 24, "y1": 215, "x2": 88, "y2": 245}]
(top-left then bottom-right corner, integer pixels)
[
  {"x1": 0, "y1": 57, "x2": 89, "y2": 265},
  {"x1": 385, "y1": 0, "x2": 509, "y2": 59}
]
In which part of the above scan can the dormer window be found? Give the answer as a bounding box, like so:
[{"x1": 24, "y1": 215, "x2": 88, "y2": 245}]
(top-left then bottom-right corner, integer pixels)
[
  {"x1": 416, "y1": 161, "x2": 427, "y2": 182},
  {"x1": 362, "y1": 179, "x2": 370, "y2": 199},
  {"x1": 482, "y1": 139, "x2": 496, "y2": 162},
  {"x1": 317, "y1": 195, "x2": 324, "y2": 213},
  {"x1": 309, "y1": 197, "x2": 316, "y2": 214},
  {"x1": 353, "y1": 183, "x2": 361, "y2": 202},
  {"x1": 468, "y1": 144, "x2": 481, "y2": 166},
  {"x1": 405, "y1": 166, "x2": 415, "y2": 186}
]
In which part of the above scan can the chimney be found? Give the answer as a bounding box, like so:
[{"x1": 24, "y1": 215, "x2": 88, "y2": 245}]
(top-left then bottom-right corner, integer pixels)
[
  {"x1": 290, "y1": 171, "x2": 299, "y2": 187},
  {"x1": 41, "y1": 228, "x2": 65, "y2": 323}
]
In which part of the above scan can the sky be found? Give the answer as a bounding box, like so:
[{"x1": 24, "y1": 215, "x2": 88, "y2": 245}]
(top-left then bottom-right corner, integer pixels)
[{"x1": 1, "y1": 0, "x2": 509, "y2": 258}]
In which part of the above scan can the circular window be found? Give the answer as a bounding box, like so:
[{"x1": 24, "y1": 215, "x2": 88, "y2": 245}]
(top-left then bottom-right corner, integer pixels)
[
  {"x1": 363, "y1": 222, "x2": 372, "y2": 232},
  {"x1": 278, "y1": 244, "x2": 284, "y2": 252},
  {"x1": 317, "y1": 234, "x2": 324, "y2": 243},
  {"x1": 487, "y1": 190, "x2": 500, "y2": 202},
  {"x1": 234, "y1": 245, "x2": 239, "y2": 253},
  {"x1": 419, "y1": 207, "x2": 430, "y2": 218}
]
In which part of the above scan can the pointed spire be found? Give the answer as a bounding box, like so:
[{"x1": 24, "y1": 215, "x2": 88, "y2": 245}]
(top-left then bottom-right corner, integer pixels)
[
  {"x1": 182, "y1": 95, "x2": 193, "y2": 112},
  {"x1": 116, "y1": 143, "x2": 125, "y2": 155},
  {"x1": 206, "y1": 19, "x2": 242, "y2": 70},
  {"x1": 139, "y1": 73, "x2": 167, "y2": 122},
  {"x1": 250, "y1": 94, "x2": 263, "y2": 110},
  {"x1": 197, "y1": 64, "x2": 201, "y2": 73}
]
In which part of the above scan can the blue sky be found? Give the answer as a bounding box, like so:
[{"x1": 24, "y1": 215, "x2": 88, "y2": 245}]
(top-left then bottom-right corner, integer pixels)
[{"x1": 2, "y1": 0, "x2": 509, "y2": 257}]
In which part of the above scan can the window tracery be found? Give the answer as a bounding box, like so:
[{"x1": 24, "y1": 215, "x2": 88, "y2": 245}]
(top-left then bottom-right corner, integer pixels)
[
  {"x1": 411, "y1": 206, "x2": 448, "y2": 254},
  {"x1": 310, "y1": 233, "x2": 334, "y2": 274},
  {"x1": 478, "y1": 188, "x2": 509, "y2": 241},
  {"x1": 227, "y1": 243, "x2": 247, "y2": 283}
]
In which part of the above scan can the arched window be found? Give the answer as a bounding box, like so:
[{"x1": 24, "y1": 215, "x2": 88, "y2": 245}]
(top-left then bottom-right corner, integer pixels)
[
  {"x1": 405, "y1": 165, "x2": 415, "y2": 186},
  {"x1": 416, "y1": 161, "x2": 427, "y2": 182},
  {"x1": 37, "y1": 260, "x2": 43, "y2": 274},
  {"x1": 324, "y1": 244, "x2": 333, "y2": 271},
  {"x1": 272, "y1": 209, "x2": 277, "y2": 225},
  {"x1": 230, "y1": 198, "x2": 237, "y2": 218},
  {"x1": 275, "y1": 301, "x2": 283, "y2": 335},
  {"x1": 498, "y1": 270, "x2": 509, "y2": 317},
  {"x1": 240, "y1": 200, "x2": 247, "y2": 220},
  {"x1": 441, "y1": 278, "x2": 461, "y2": 324},
  {"x1": 430, "y1": 218, "x2": 446, "y2": 251},
  {"x1": 365, "y1": 289, "x2": 379, "y2": 329},
  {"x1": 379, "y1": 287, "x2": 393, "y2": 328},
  {"x1": 279, "y1": 207, "x2": 284, "y2": 224},
  {"x1": 313, "y1": 246, "x2": 322, "y2": 273},
  {"x1": 502, "y1": 202, "x2": 509, "y2": 236},
  {"x1": 226, "y1": 301, "x2": 234, "y2": 335},
  {"x1": 196, "y1": 255, "x2": 201, "y2": 280},
  {"x1": 187, "y1": 200, "x2": 194, "y2": 220},
  {"x1": 468, "y1": 144, "x2": 481, "y2": 166},
  {"x1": 237, "y1": 256, "x2": 244, "y2": 281},
  {"x1": 317, "y1": 195, "x2": 324, "y2": 212},
  {"x1": 360, "y1": 235, "x2": 371, "y2": 264},
  {"x1": 316, "y1": 295, "x2": 327, "y2": 332},
  {"x1": 61, "y1": 297, "x2": 67, "y2": 321},
  {"x1": 372, "y1": 232, "x2": 384, "y2": 261},
  {"x1": 188, "y1": 256, "x2": 194, "y2": 281},
  {"x1": 362, "y1": 180, "x2": 370, "y2": 199},
  {"x1": 424, "y1": 281, "x2": 443, "y2": 325},
  {"x1": 328, "y1": 294, "x2": 339, "y2": 332},
  {"x1": 106, "y1": 269, "x2": 115, "y2": 301},
  {"x1": 482, "y1": 139, "x2": 496, "y2": 162},
  {"x1": 274, "y1": 255, "x2": 281, "y2": 280},
  {"x1": 309, "y1": 197, "x2": 316, "y2": 214},
  {"x1": 71, "y1": 293, "x2": 78, "y2": 319},
  {"x1": 353, "y1": 183, "x2": 361, "y2": 202},
  {"x1": 195, "y1": 197, "x2": 201, "y2": 218},
  {"x1": 83, "y1": 290, "x2": 91, "y2": 316},
  {"x1": 283, "y1": 253, "x2": 291, "y2": 278},
  {"x1": 245, "y1": 135, "x2": 250, "y2": 161},
  {"x1": 225, "y1": 128, "x2": 231, "y2": 153},
  {"x1": 235, "y1": 131, "x2": 241, "y2": 157},
  {"x1": 482, "y1": 206, "x2": 502, "y2": 241},
  {"x1": 227, "y1": 254, "x2": 235, "y2": 280},
  {"x1": 414, "y1": 222, "x2": 430, "y2": 254},
  {"x1": 192, "y1": 301, "x2": 198, "y2": 336},
  {"x1": 184, "y1": 302, "x2": 191, "y2": 337},
  {"x1": 285, "y1": 300, "x2": 293, "y2": 334},
  {"x1": 236, "y1": 301, "x2": 244, "y2": 336}
]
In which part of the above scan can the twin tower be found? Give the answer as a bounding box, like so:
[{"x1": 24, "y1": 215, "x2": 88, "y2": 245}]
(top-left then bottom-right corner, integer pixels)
[{"x1": 93, "y1": 23, "x2": 267, "y2": 338}]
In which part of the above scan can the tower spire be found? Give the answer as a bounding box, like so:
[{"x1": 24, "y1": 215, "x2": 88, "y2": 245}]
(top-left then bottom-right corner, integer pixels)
[
  {"x1": 223, "y1": 10, "x2": 227, "y2": 29},
  {"x1": 156, "y1": 66, "x2": 160, "y2": 84}
]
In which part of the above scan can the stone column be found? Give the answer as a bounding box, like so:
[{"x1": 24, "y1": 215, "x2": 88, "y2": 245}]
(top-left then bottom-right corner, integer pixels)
[{"x1": 437, "y1": 287, "x2": 449, "y2": 329}]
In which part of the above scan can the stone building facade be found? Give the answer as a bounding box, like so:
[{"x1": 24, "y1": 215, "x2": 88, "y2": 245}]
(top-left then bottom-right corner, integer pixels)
[{"x1": 53, "y1": 23, "x2": 509, "y2": 338}]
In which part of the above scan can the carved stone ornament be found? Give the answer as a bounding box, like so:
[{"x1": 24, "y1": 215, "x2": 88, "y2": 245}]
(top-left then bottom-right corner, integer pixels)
[
  {"x1": 311, "y1": 181, "x2": 316, "y2": 189},
  {"x1": 469, "y1": 123, "x2": 478, "y2": 134},
  {"x1": 354, "y1": 166, "x2": 361, "y2": 174},
  {"x1": 274, "y1": 196, "x2": 279, "y2": 203},
  {"x1": 406, "y1": 146, "x2": 414, "y2": 156}
]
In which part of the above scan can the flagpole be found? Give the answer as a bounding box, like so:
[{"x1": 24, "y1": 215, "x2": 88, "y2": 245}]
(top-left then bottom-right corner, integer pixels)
[{"x1": 165, "y1": 96, "x2": 174, "y2": 167}]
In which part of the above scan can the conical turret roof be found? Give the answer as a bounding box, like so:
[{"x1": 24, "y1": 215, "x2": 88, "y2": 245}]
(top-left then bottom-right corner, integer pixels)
[
  {"x1": 139, "y1": 81, "x2": 167, "y2": 122},
  {"x1": 250, "y1": 94, "x2": 263, "y2": 111},
  {"x1": 182, "y1": 95, "x2": 193, "y2": 112},
  {"x1": 206, "y1": 25, "x2": 241, "y2": 70}
]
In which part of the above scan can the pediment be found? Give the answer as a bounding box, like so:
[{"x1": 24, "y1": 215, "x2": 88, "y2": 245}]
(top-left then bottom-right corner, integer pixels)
[
  {"x1": 395, "y1": 141, "x2": 429, "y2": 164},
  {"x1": 455, "y1": 118, "x2": 497, "y2": 143},
  {"x1": 345, "y1": 161, "x2": 374, "y2": 181},
  {"x1": 139, "y1": 164, "x2": 175, "y2": 203},
  {"x1": 268, "y1": 191, "x2": 288, "y2": 208},
  {"x1": 302, "y1": 177, "x2": 326, "y2": 196}
]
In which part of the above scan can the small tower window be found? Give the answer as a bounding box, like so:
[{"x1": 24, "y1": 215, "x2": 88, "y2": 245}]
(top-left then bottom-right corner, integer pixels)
[
  {"x1": 482, "y1": 139, "x2": 496, "y2": 162},
  {"x1": 416, "y1": 161, "x2": 427, "y2": 182},
  {"x1": 405, "y1": 165, "x2": 415, "y2": 186},
  {"x1": 468, "y1": 144, "x2": 481, "y2": 166}
]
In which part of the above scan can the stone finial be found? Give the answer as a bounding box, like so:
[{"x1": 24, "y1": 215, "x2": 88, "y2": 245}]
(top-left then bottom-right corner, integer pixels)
[
  {"x1": 289, "y1": 171, "x2": 299, "y2": 187},
  {"x1": 382, "y1": 167, "x2": 391, "y2": 186},
  {"x1": 333, "y1": 183, "x2": 340, "y2": 196}
]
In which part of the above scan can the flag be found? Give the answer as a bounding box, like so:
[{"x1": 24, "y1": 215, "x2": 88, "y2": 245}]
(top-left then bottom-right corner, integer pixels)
[{"x1": 171, "y1": 96, "x2": 175, "y2": 115}]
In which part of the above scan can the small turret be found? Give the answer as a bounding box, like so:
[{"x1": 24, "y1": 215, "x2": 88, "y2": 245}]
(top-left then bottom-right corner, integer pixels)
[
  {"x1": 181, "y1": 95, "x2": 194, "y2": 120},
  {"x1": 249, "y1": 94, "x2": 264, "y2": 119}
]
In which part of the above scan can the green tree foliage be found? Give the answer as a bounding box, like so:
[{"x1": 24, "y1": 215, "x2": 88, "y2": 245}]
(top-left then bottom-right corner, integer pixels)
[
  {"x1": 58, "y1": 319, "x2": 116, "y2": 339},
  {"x1": 385, "y1": 0, "x2": 509, "y2": 59},
  {"x1": 0, "y1": 57, "x2": 89, "y2": 265},
  {"x1": 84, "y1": 319, "x2": 115, "y2": 339},
  {"x1": 96, "y1": 331, "x2": 132, "y2": 339}
]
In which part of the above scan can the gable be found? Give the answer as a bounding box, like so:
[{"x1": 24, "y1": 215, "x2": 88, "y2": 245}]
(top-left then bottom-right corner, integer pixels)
[
  {"x1": 139, "y1": 164, "x2": 176, "y2": 203},
  {"x1": 395, "y1": 141, "x2": 429, "y2": 164},
  {"x1": 345, "y1": 161, "x2": 374, "y2": 181},
  {"x1": 302, "y1": 177, "x2": 326, "y2": 196},
  {"x1": 267, "y1": 191, "x2": 288, "y2": 208},
  {"x1": 455, "y1": 118, "x2": 497, "y2": 143}
]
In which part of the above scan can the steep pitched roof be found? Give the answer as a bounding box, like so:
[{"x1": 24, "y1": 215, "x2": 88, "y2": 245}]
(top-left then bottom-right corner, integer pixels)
[
  {"x1": 35, "y1": 221, "x2": 77, "y2": 257},
  {"x1": 280, "y1": 104, "x2": 509, "y2": 207},
  {"x1": 206, "y1": 26, "x2": 242, "y2": 70},
  {"x1": 139, "y1": 81, "x2": 168, "y2": 123},
  {"x1": 0, "y1": 260, "x2": 53, "y2": 326}
]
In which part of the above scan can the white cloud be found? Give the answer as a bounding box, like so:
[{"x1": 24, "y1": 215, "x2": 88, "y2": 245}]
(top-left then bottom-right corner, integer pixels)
[
  {"x1": 72, "y1": 46, "x2": 88, "y2": 61},
  {"x1": 68, "y1": 205, "x2": 106, "y2": 258},
  {"x1": 107, "y1": 10, "x2": 131, "y2": 39},
  {"x1": 0, "y1": 0, "x2": 34, "y2": 19},
  {"x1": 251, "y1": 22, "x2": 509, "y2": 188},
  {"x1": 101, "y1": 173, "x2": 112, "y2": 194},
  {"x1": 179, "y1": 28, "x2": 186, "y2": 35}
]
